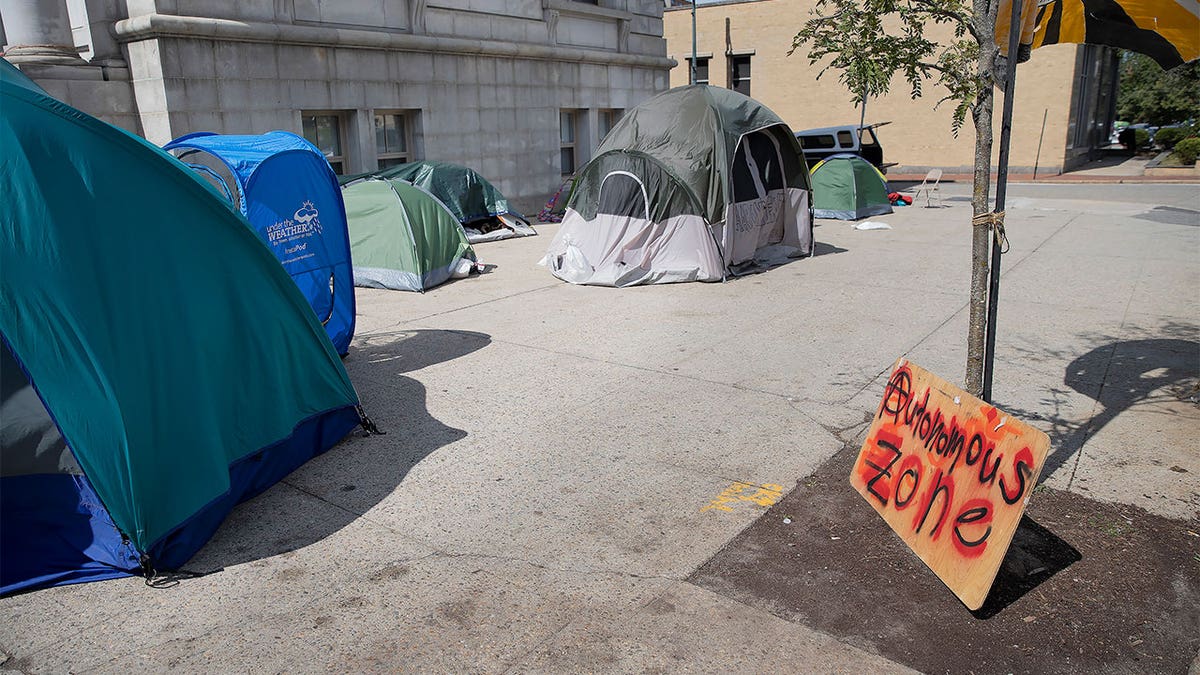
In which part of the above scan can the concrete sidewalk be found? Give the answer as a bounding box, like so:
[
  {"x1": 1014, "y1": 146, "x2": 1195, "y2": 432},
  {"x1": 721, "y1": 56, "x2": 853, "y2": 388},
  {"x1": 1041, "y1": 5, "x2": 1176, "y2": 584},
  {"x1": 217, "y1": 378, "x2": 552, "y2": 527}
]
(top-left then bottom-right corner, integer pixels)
[{"x1": 2, "y1": 184, "x2": 1196, "y2": 673}]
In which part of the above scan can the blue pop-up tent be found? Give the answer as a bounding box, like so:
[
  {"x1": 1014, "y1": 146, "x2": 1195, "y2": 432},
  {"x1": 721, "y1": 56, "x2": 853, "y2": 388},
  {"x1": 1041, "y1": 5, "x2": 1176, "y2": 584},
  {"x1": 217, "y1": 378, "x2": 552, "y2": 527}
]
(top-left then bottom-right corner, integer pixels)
[
  {"x1": 164, "y1": 132, "x2": 355, "y2": 355},
  {"x1": 1, "y1": 61, "x2": 365, "y2": 594}
]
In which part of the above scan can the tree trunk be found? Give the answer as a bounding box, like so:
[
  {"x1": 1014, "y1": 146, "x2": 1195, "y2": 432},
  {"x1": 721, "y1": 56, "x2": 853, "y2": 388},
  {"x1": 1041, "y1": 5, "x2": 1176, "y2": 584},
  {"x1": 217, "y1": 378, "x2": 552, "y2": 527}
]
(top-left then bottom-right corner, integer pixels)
[{"x1": 965, "y1": 5, "x2": 999, "y2": 395}]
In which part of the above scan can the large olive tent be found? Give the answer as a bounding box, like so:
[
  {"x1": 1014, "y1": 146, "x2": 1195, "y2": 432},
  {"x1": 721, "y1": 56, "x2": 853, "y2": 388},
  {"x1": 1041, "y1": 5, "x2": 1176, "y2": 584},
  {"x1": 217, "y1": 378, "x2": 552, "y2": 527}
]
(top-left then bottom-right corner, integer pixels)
[
  {"x1": 358, "y1": 161, "x2": 537, "y2": 243},
  {"x1": 809, "y1": 153, "x2": 894, "y2": 221},
  {"x1": 0, "y1": 61, "x2": 364, "y2": 594},
  {"x1": 542, "y1": 85, "x2": 813, "y2": 287},
  {"x1": 341, "y1": 178, "x2": 477, "y2": 292}
]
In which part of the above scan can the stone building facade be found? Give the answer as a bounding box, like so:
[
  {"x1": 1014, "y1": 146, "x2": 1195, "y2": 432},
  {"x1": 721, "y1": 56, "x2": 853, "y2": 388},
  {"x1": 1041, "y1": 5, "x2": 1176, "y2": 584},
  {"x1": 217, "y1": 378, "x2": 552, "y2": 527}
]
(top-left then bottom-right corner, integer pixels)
[
  {"x1": 2, "y1": 0, "x2": 674, "y2": 211},
  {"x1": 663, "y1": 0, "x2": 1119, "y2": 175}
]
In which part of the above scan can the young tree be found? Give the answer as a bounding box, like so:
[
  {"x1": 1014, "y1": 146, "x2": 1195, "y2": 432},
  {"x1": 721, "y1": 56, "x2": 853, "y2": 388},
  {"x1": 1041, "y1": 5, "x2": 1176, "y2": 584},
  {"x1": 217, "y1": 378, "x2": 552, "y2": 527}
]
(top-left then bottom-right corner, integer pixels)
[{"x1": 791, "y1": 0, "x2": 1002, "y2": 394}]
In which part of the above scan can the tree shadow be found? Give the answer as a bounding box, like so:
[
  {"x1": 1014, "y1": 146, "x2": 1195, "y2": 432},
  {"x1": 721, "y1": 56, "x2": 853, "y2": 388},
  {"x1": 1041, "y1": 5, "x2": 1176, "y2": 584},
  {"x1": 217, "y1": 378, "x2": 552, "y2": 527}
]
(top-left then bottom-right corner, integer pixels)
[
  {"x1": 961, "y1": 323, "x2": 1198, "y2": 616},
  {"x1": 184, "y1": 329, "x2": 492, "y2": 572},
  {"x1": 1134, "y1": 206, "x2": 1200, "y2": 227},
  {"x1": 999, "y1": 321, "x2": 1198, "y2": 479},
  {"x1": 971, "y1": 515, "x2": 1082, "y2": 619}
]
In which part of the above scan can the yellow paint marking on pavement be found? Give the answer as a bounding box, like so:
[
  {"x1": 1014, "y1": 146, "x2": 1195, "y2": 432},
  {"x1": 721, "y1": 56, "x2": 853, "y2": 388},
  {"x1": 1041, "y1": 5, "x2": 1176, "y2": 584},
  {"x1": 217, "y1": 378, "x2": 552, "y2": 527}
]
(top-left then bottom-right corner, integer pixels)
[{"x1": 701, "y1": 482, "x2": 784, "y2": 513}]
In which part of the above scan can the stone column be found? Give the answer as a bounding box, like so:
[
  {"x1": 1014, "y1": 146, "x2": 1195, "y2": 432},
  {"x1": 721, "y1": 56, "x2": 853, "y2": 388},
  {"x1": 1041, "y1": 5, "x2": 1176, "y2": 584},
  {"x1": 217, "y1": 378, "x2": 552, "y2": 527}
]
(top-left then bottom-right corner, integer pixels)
[{"x1": 2, "y1": 0, "x2": 86, "y2": 64}]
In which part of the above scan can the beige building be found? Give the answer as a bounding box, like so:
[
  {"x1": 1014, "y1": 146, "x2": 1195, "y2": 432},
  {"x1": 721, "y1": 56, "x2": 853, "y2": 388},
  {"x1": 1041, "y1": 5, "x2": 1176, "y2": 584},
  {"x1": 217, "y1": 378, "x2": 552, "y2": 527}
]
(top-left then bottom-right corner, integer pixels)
[{"x1": 664, "y1": 0, "x2": 1118, "y2": 175}]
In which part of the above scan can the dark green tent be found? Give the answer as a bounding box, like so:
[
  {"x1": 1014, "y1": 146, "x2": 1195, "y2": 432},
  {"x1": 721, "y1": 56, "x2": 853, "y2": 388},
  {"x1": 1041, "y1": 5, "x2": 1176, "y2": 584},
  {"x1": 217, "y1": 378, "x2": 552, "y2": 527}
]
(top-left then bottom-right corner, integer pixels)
[
  {"x1": 344, "y1": 161, "x2": 535, "y2": 242},
  {"x1": 810, "y1": 154, "x2": 893, "y2": 220},
  {"x1": 543, "y1": 85, "x2": 814, "y2": 286}
]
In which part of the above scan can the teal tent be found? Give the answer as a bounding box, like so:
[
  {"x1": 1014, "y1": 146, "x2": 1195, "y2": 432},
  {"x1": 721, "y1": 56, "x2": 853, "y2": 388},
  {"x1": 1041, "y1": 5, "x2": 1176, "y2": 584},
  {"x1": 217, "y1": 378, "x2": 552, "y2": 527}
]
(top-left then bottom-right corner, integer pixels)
[
  {"x1": 809, "y1": 153, "x2": 894, "y2": 220},
  {"x1": 1, "y1": 60, "x2": 365, "y2": 594},
  {"x1": 342, "y1": 178, "x2": 478, "y2": 292}
]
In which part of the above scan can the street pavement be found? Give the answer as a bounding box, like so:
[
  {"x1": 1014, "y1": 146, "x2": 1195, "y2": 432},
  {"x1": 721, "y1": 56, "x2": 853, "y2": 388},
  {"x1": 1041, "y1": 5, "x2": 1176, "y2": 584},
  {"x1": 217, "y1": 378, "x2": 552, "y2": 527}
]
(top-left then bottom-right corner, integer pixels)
[{"x1": 2, "y1": 182, "x2": 1196, "y2": 673}]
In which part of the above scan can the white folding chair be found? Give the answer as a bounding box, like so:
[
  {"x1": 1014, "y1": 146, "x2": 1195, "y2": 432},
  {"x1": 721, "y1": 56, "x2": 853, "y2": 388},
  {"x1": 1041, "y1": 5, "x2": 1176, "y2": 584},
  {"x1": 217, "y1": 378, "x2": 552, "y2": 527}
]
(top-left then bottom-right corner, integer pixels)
[{"x1": 911, "y1": 168, "x2": 943, "y2": 207}]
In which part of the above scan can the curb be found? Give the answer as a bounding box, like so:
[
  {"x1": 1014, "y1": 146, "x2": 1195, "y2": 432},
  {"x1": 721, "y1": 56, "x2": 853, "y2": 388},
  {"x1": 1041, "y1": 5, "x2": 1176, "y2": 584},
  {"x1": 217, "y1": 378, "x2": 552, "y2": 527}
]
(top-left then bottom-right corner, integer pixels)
[{"x1": 886, "y1": 173, "x2": 1200, "y2": 185}]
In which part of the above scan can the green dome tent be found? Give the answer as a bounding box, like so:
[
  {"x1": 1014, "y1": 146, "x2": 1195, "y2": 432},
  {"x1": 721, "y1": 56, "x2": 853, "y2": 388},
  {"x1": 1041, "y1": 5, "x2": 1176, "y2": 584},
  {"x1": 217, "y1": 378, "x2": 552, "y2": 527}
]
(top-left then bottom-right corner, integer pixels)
[
  {"x1": 352, "y1": 161, "x2": 537, "y2": 243},
  {"x1": 0, "y1": 60, "x2": 364, "y2": 593},
  {"x1": 341, "y1": 178, "x2": 477, "y2": 292},
  {"x1": 543, "y1": 85, "x2": 813, "y2": 287},
  {"x1": 809, "y1": 153, "x2": 894, "y2": 220}
]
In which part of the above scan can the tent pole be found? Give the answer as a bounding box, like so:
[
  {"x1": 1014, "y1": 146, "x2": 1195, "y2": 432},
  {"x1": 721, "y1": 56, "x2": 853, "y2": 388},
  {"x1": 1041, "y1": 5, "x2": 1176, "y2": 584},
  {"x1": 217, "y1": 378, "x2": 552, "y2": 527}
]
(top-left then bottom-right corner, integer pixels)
[
  {"x1": 859, "y1": 84, "x2": 867, "y2": 133},
  {"x1": 982, "y1": 0, "x2": 1025, "y2": 403},
  {"x1": 690, "y1": 1, "x2": 698, "y2": 85}
]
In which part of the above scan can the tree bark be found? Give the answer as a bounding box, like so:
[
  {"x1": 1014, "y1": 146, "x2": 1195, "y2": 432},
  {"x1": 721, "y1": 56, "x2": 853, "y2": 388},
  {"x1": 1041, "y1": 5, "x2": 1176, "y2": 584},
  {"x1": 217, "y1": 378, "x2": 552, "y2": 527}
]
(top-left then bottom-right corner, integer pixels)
[{"x1": 965, "y1": 1, "x2": 999, "y2": 395}]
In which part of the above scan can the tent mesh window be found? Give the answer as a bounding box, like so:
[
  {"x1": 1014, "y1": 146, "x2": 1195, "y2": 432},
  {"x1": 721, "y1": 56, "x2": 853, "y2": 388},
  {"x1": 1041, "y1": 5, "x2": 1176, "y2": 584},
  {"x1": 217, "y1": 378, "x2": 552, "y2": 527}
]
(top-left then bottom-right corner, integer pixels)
[{"x1": 1, "y1": 342, "x2": 79, "y2": 480}]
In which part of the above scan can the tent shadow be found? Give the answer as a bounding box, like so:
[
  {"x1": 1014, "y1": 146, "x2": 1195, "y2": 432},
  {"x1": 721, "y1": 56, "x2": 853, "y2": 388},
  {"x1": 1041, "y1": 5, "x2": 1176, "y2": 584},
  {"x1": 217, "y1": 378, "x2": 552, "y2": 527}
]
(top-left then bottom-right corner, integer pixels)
[
  {"x1": 812, "y1": 241, "x2": 849, "y2": 256},
  {"x1": 183, "y1": 329, "x2": 491, "y2": 573},
  {"x1": 970, "y1": 515, "x2": 1081, "y2": 620}
]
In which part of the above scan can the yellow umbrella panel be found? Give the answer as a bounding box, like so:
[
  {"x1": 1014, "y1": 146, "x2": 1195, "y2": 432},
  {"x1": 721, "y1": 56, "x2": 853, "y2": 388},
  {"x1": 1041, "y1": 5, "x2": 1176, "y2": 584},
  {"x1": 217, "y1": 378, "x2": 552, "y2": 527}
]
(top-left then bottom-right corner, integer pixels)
[{"x1": 996, "y1": 0, "x2": 1199, "y2": 69}]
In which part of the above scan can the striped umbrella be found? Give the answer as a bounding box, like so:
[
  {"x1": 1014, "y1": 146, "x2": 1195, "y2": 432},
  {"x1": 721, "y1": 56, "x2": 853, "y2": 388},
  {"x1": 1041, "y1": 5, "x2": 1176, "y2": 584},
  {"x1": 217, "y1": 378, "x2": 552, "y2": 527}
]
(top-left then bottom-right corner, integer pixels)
[
  {"x1": 982, "y1": 0, "x2": 1196, "y2": 402},
  {"x1": 997, "y1": 0, "x2": 1199, "y2": 69}
]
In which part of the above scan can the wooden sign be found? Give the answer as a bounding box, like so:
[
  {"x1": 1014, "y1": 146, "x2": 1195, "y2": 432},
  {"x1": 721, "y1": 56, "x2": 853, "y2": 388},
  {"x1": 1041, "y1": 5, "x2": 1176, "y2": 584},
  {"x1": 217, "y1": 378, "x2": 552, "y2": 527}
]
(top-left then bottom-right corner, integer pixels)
[{"x1": 851, "y1": 359, "x2": 1050, "y2": 610}]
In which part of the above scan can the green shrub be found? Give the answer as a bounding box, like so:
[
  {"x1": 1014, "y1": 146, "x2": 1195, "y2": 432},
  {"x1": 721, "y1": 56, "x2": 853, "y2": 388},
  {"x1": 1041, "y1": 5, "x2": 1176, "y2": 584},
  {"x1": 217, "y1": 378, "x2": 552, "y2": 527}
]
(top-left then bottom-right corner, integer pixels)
[
  {"x1": 1171, "y1": 137, "x2": 1200, "y2": 164},
  {"x1": 1134, "y1": 128, "x2": 1151, "y2": 149},
  {"x1": 1153, "y1": 126, "x2": 1188, "y2": 149}
]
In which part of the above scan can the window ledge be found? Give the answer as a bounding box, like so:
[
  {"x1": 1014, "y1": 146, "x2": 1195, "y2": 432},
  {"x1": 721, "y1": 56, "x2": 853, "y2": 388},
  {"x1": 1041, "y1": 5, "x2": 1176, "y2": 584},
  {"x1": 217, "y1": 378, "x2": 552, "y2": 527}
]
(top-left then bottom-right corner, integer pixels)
[{"x1": 544, "y1": 0, "x2": 634, "y2": 22}]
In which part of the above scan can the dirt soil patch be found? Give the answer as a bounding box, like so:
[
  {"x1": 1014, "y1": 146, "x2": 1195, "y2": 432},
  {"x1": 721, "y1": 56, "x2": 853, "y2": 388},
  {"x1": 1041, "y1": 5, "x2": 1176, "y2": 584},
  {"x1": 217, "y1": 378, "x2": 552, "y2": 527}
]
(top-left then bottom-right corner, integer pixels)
[{"x1": 689, "y1": 445, "x2": 1200, "y2": 674}]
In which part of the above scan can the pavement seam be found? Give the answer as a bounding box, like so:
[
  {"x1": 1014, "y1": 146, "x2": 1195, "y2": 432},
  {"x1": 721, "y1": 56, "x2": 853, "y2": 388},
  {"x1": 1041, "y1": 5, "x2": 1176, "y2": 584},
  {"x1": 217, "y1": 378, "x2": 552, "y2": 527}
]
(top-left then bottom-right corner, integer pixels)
[
  {"x1": 422, "y1": 549, "x2": 685, "y2": 583},
  {"x1": 16, "y1": 610, "x2": 132, "y2": 668},
  {"x1": 428, "y1": 331, "x2": 803, "y2": 401},
  {"x1": 676, "y1": 576, "x2": 909, "y2": 670},
  {"x1": 277, "y1": 476, "x2": 439, "y2": 546},
  {"x1": 1063, "y1": 248, "x2": 1146, "y2": 491},
  {"x1": 365, "y1": 282, "x2": 563, "y2": 332},
  {"x1": 470, "y1": 334, "x2": 863, "y2": 448},
  {"x1": 499, "y1": 618, "x2": 577, "y2": 674},
  {"x1": 840, "y1": 211, "x2": 1085, "y2": 407}
]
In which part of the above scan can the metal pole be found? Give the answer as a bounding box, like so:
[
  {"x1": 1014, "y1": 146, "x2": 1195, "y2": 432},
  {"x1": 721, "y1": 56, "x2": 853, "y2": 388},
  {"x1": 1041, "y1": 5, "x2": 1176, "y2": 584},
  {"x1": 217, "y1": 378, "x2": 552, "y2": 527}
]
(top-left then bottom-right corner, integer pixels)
[
  {"x1": 859, "y1": 84, "x2": 867, "y2": 133},
  {"x1": 691, "y1": 0, "x2": 698, "y2": 85},
  {"x1": 1033, "y1": 108, "x2": 1048, "y2": 180},
  {"x1": 982, "y1": 0, "x2": 1025, "y2": 402}
]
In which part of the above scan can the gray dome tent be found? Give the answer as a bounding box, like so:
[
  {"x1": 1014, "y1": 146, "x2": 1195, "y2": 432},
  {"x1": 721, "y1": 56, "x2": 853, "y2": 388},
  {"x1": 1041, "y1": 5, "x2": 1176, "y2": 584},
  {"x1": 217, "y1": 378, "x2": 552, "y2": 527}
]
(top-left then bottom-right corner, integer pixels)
[{"x1": 543, "y1": 85, "x2": 813, "y2": 287}]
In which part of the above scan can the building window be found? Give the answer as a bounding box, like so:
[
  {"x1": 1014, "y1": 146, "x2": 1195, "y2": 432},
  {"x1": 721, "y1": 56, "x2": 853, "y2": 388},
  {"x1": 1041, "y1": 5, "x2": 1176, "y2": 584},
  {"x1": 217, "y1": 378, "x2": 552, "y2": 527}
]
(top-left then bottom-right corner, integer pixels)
[
  {"x1": 599, "y1": 109, "x2": 623, "y2": 140},
  {"x1": 1071, "y1": 45, "x2": 1099, "y2": 149},
  {"x1": 375, "y1": 111, "x2": 412, "y2": 170},
  {"x1": 686, "y1": 56, "x2": 710, "y2": 85},
  {"x1": 302, "y1": 112, "x2": 347, "y2": 174},
  {"x1": 560, "y1": 110, "x2": 578, "y2": 175},
  {"x1": 729, "y1": 54, "x2": 751, "y2": 96}
]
